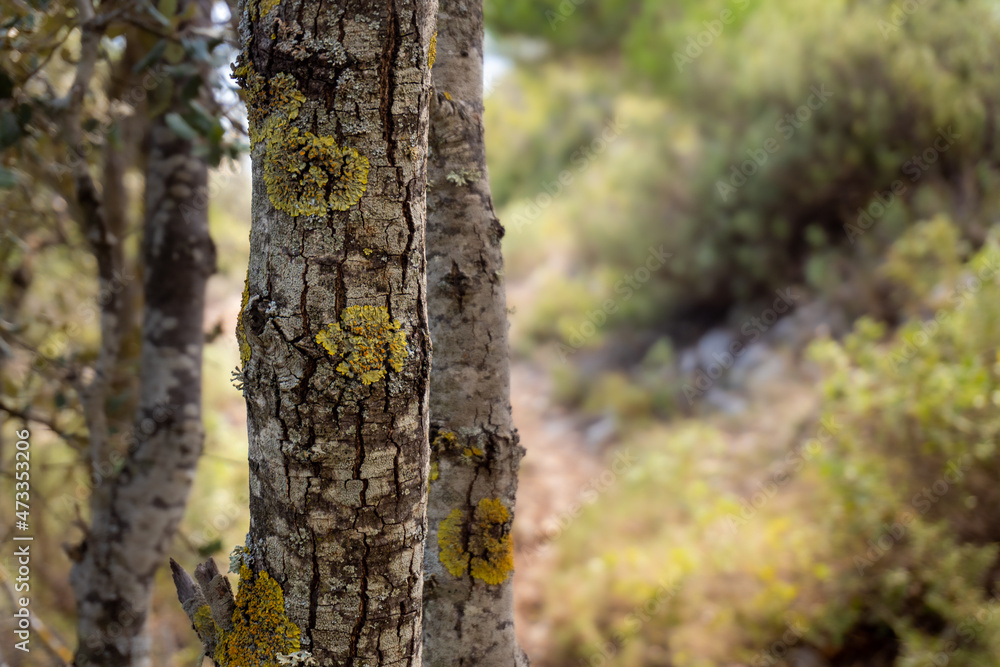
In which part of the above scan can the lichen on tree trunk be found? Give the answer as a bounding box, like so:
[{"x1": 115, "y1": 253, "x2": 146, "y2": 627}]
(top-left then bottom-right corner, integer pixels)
[
  {"x1": 233, "y1": 0, "x2": 436, "y2": 664},
  {"x1": 422, "y1": 0, "x2": 528, "y2": 664}
]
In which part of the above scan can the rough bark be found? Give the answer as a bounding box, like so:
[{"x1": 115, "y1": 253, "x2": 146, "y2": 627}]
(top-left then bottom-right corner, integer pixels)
[
  {"x1": 70, "y1": 2, "x2": 215, "y2": 664},
  {"x1": 422, "y1": 1, "x2": 527, "y2": 664},
  {"x1": 233, "y1": 0, "x2": 436, "y2": 664}
]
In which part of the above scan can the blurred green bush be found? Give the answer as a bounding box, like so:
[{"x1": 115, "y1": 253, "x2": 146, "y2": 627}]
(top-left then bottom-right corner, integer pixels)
[
  {"x1": 534, "y1": 220, "x2": 1000, "y2": 666},
  {"x1": 634, "y1": 0, "x2": 1000, "y2": 326},
  {"x1": 485, "y1": 0, "x2": 641, "y2": 53},
  {"x1": 493, "y1": 0, "x2": 1000, "y2": 352}
]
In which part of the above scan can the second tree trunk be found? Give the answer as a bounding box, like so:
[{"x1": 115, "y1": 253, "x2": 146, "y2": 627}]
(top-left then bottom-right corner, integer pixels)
[{"x1": 423, "y1": 0, "x2": 528, "y2": 664}]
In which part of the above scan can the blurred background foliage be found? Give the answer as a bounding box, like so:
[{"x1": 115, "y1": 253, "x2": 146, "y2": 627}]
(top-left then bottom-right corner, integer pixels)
[
  {"x1": 3, "y1": 0, "x2": 1000, "y2": 664},
  {"x1": 488, "y1": 0, "x2": 1000, "y2": 665}
]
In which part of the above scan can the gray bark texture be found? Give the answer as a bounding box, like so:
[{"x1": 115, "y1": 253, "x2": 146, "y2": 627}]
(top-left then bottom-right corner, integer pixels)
[
  {"x1": 422, "y1": 1, "x2": 528, "y2": 664},
  {"x1": 70, "y1": 2, "x2": 215, "y2": 665},
  {"x1": 234, "y1": 0, "x2": 436, "y2": 664}
]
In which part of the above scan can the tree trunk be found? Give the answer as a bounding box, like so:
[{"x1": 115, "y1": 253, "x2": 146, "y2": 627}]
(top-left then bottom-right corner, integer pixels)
[
  {"x1": 70, "y1": 2, "x2": 215, "y2": 664},
  {"x1": 422, "y1": 1, "x2": 528, "y2": 664},
  {"x1": 233, "y1": 0, "x2": 436, "y2": 663}
]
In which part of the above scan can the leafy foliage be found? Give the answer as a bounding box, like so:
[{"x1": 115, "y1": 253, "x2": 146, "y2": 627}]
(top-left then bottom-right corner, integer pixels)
[
  {"x1": 534, "y1": 220, "x2": 1000, "y2": 665},
  {"x1": 485, "y1": 0, "x2": 642, "y2": 53},
  {"x1": 0, "y1": 1, "x2": 246, "y2": 661},
  {"x1": 495, "y1": 0, "x2": 1000, "y2": 352}
]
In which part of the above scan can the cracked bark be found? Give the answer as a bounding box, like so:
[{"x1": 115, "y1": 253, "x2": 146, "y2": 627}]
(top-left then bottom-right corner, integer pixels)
[
  {"x1": 422, "y1": 1, "x2": 528, "y2": 664},
  {"x1": 70, "y1": 2, "x2": 215, "y2": 664},
  {"x1": 237, "y1": 0, "x2": 435, "y2": 664}
]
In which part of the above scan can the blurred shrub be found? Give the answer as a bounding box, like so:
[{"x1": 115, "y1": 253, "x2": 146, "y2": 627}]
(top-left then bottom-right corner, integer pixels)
[
  {"x1": 879, "y1": 214, "x2": 970, "y2": 318},
  {"x1": 810, "y1": 220, "x2": 1000, "y2": 547},
  {"x1": 486, "y1": 62, "x2": 618, "y2": 210},
  {"x1": 625, "y1": 0, "x2": 1000, "y2": 329},
  {"x1": 534, "y1": 222, "x2": 1000, "y2": 665},
  {"x1": 485, "y1": 0, "x2": 641, "y2": 53},
  {"x1": 497, "y1": 0, "x2": 1000, "y2": 352}
]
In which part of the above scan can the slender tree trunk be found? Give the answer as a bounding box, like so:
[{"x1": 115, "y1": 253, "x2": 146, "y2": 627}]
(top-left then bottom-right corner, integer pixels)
[
  {"x1": 232, "y1": 0, "x2": 436, "y2": 663},
  {"x1": 422, "y1": 2, "x2": 528, "y2": 664},
  {"x1": 65, "y1": 1, "x2": 128, "y2": 509},
  {"x1": 70, "y1": 3, "x2": 215, "y2": 664}
]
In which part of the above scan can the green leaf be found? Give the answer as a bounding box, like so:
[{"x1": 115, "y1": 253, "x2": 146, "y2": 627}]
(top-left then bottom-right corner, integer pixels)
[
  {"x1": 183, "y1": 36, "x2": 211, "y2": 63},
  {"x1": 0, "y1": 111, "x2": 21, "y2": 149},
  {"x1": 133, "y1": 40, "x2": 167, "y2": 73},
  {"x1": 139, "y1": 0, "x2": 171, "y2": 26},
  {"x1": 197, "y1": 537, "x2": 224, "y2": 557},
  {"x1": 0, "y1": 166, "x2": 17, "y2": 189},
  {"x1": 147, "y1": 78, "x2": 174, "y2": 118},
  {"x1": 158, "y1": 0, "x2": 178, "y2": 18},
  {"x1": 164, "y1": 112, "x2": 198, "y2": 140},
  {"x1": 180, "y1": 75, "x2": 201, "y2": 102},
  {"x1": 108, "y1": 122, "x2": 123, "y2": 150},
  {"x1": 164, "y1": 40, "x2": 186, "y2": 65},
  {"x1": 186, "y1": 100, "x2": 218, "y2": 135}
]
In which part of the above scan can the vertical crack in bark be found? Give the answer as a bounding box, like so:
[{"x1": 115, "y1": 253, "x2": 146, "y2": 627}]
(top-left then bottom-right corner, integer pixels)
[
  {"x1": 348, "y1": 535, "x2": 371, "y2": 662},
  {"x1": 379, "y1": 0, "x2": 401, "y2": 161}
]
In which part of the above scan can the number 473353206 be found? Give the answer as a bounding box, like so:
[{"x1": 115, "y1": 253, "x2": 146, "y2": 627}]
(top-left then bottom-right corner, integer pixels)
[{"x1": 15, "y1": 428, "x2": 30, "y2": 528}]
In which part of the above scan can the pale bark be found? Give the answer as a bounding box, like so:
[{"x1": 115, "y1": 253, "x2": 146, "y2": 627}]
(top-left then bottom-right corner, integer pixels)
[
  {"x1": 70, "y1": 2, "x2": 215, "y2": 664},
  {"x1": 235, "y1": 0, "x2": 435, "y2": 664},
  {"x1": 422, "y1": 1, "x2": 527, "y2": 664},
  {"x1": 64, "y1": 0, "x2": 127, "y2": 494}
]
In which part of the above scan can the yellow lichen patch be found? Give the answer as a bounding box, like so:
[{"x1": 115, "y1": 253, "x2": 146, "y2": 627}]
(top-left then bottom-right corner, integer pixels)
[
  {"x1": 315, "y1": 305, "x2": 408, "y2": 385},
  {"x1": 237, "y1": 273, "x2": 251, "y2": 367},
  {"x1": 231, "y1": 60, "x2": 305, "y2": 148},
  {"x1": 429, "y1": 461, "x2": 439, "y2": 482},
  {"x1": 214, "y1": 563, "x2": 302, "y2": 667},
  {"x1": 231, "y1": 57, "x2": 258, "y2": 93},
  {"x1": 469, "y1": 498, "x2": 515, "y2": 585},
  {"x1": 436, "y1": 498, "x2": 515, "y2": 585},
  {"x1": 264, "y1": 127, "x2": 370, "y2": 217},
  {"x1": 193, "y1": 604, "x2": 219, "y2": 647},
  {"x1": 428, "y1": 32, "x2": 437, "y2": 69},
  {"x1": 442, "y1": 91, "x2": 453, "y2": 101},
  {"x1": 231, "y1": 54, "x2": 368, "y2": 216},
  {"x1": 251, "y1": 73, "x2": 305, "y2": 147},
  {"x1": 433, "y1": 430, "x2": 484, "y2": 461},
  {"x1": 231, "y1": 61, "x2": 264, "y2": 146},
  {"x1": 438, "y1": 509, "x2": 469, "y2": 577},
  {"x1": 253, "y1": 0, "x2": 280, "y2": 19},
  {"x1": 432, "y1": 431, "x2": 457, "y2": 451}
]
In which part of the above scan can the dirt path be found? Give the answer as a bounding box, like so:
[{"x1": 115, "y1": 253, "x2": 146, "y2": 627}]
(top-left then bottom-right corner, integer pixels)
[{"x1": 509, "y1": 362, "x2": 605, "y2": 660}]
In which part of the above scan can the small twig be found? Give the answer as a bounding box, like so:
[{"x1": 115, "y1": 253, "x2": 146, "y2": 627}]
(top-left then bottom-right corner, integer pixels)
[
  {"x1": 0, "y1": 400, "x2": 84, "y2": 447},
  {"x1": 19, "y1": 28, "x2": 73, "y2": 86}
]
